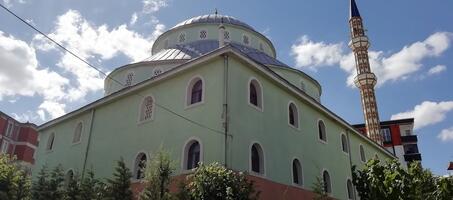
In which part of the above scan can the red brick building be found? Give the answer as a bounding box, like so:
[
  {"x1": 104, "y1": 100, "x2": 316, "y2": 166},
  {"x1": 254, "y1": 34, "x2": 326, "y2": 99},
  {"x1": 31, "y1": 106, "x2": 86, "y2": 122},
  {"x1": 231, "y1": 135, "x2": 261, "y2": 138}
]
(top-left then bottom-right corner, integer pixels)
[
  {"x1": 0, "y1": 111, "x2": 38, "y2": 168},
  {"x1": 353, "y1": 118, "x2": 422, "y2": 167}
]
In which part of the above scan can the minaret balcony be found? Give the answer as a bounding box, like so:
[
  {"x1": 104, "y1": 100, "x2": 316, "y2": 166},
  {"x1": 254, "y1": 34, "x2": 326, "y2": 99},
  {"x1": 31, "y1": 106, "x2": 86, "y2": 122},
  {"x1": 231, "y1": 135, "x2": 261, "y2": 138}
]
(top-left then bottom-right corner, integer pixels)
[
  {"x1": 354, "y1": 72, "x2": 377, "y2": 87},
  {"x1": 349, "y1": 36, "x2": 370, "y2": 50}
]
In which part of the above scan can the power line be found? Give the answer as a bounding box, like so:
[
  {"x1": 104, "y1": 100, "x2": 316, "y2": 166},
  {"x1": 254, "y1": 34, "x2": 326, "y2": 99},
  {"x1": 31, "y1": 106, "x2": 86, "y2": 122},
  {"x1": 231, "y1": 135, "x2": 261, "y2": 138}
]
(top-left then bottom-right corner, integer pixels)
[{"x1": 0, "y1": 3, "x2": 226, "y2": 136}]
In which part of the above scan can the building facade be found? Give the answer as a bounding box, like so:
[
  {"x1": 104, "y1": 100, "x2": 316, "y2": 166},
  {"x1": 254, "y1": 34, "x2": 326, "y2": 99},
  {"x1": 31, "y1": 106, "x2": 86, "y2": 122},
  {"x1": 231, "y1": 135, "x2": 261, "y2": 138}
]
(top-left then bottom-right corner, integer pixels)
[
  {"x1": 0, "y1": 111, "x2": 38, "y2": 168},
  {"x1": 33, "y1": 7, "x2": 396, "y2": 200},
  {"x1": 353, "y1": 118, "x2": 421, "y2": 167}
]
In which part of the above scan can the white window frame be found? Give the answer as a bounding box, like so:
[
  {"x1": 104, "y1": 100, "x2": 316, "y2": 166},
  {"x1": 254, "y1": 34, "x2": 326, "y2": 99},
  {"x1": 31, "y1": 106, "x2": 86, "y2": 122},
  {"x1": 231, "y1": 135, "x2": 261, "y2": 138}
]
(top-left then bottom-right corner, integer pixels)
[
  {"x1": 359, "y1": 144, "x2": 366, "y2": 163},
  {"x1": 132, "y1": 151, "x2": 148, "y2": 180},
  {"x1": 46, "y1": 132, "x2": 56, "y2": 152},
  {"x1": 137, "y1": 94, "x2": 156, "y2": 124},
  {"x1": 247, "y1": 77, "x2": 264, "y2": 112},
  {"x1": 322, "y1": 169, "x2": 333, "y2": 195},
  {"x1": 288, "y1": 101, "x2": 300, "y2": 129},
  {"x1": 185, "y1": 75, "x2": 205, "y2": 109},
  {"x1": 291, "y1": 157, "x2": 304, "y2": 187},
  {"x1": 72, "y1": 121, "x2": 83, "y2": 145},
  {"x1": 249, "y1": 141, "x2": 266, "y2": 176},
  {"x1": 5, "y1": 121, "x2": 14, "y2": 137},
  {"x1": 341, "y1": 133, "x2": 349, "y2": 155},
  {"x1": 124, "y1": 71, "x2": 135, "y2": 87},
  {"x1": 346, "y1": 178, "x2": 354, "y2": 200},
  {"x1": 199, "y1": 29, "x2": 208, "y2": 40},
  {"x1": 242, "y1": 34, "x2": 251, "y2": 46},
  {"x1": 181, "y1": 137, "x2": 203, "y2": 172},
  {"x1": 318, "y1": 119, "x2": 328, "y2": 144},
  {"x1": 1, "y1": 140, "x2": 9, "y2": 154}
]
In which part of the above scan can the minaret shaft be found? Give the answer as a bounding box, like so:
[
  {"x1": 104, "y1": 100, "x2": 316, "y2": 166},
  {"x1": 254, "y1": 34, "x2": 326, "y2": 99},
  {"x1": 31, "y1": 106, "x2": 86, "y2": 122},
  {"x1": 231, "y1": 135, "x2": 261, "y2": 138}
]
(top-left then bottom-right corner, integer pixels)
[{"x1": 349, "y1": 3, "x2": 383, "y2": 145}]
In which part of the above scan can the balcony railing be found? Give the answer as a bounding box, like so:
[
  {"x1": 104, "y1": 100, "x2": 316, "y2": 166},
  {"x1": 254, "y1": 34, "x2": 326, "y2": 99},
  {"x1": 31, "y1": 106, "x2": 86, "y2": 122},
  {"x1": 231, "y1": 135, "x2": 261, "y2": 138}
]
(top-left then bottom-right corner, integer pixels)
[
  {"x1": 401, "y1": 135, "x2": 418, "y2": 143},
  {"x1": 404, "y1": 153, "x2": 422, "y2": 162}
]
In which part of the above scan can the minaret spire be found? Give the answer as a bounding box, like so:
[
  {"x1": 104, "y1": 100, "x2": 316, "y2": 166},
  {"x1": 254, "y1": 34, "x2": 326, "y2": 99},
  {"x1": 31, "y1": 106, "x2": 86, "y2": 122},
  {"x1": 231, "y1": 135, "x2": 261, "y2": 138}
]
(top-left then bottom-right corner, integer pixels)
[{"x1": 348, "y1": 0, "x2": 383, "y2": 145}]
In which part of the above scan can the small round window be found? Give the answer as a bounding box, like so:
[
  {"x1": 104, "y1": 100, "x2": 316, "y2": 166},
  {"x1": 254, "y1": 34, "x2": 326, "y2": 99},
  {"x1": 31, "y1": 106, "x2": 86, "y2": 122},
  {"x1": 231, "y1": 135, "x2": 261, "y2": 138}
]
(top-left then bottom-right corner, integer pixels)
[
  {"x1": 200, "y1": 30, "x2": 207, "y2": 39},
  {"x1": 153, "y1": 68, "x2": 163, "y2": 76},
  {"x1": 179, "y1": 33, "x2": 186, "y2": 43},
  {"x1": 243, "y1": 35, "x2": 250, "y2": 45}
]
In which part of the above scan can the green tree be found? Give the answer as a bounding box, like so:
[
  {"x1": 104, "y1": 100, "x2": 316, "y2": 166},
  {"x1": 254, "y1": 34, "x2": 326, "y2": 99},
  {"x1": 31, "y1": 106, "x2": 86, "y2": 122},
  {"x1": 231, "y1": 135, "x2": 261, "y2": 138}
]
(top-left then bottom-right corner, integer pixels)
[
  {"x1": 434, "y1": 175, "x2": 453, "y2": 200},
  {"x1": 352, "y1": 159, "x2": 453, "y2": 200},
  {"x1": 31, "y1": 165, "x2": 51, "y2": 200},
  {"x1": 48, "y1": 165, "x2": 65, "y2": 200},
  {"x1": 0, "y1": 154, "x2": 31, "y2": 200},
  {"x1": 185, "y1": 162, "x2": 259, "y2": 200},
  {"x1": 105, "y1": 158, "x2": 133, "y2": 200},
  {"x1": 63, "y1": 171, "x2": 81, "y2": 200},
  {"x1": 139, "y1": 150, "x2": 175, "y2": 200},
  {"x1": 311, "y1": 176, "x2": 328, "y2": 200},
  {"x1": 80, "y1": 169, "x2": 105, "y2": 200}
]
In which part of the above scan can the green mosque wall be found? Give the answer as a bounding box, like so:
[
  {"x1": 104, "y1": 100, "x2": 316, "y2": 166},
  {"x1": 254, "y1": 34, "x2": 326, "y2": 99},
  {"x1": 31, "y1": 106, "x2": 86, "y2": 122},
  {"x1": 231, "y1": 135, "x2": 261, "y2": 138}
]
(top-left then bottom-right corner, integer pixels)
[{"x1": 34, "y1": 53, "x2": 393, "y2": 200}]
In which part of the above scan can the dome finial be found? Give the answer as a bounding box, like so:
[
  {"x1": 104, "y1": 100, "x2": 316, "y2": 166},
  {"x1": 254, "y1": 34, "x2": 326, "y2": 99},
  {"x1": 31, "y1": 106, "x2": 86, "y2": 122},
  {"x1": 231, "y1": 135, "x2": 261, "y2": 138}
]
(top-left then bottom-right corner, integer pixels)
[{"x1": 215, "y1": 8, "x2": 218, "y2": 15}]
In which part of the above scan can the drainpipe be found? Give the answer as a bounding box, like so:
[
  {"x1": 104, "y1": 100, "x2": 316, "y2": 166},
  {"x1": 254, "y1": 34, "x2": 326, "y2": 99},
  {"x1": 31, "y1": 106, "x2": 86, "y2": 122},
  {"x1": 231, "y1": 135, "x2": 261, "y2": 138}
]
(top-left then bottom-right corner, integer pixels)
[
  {"x1": 346, "y1": 130, "x2": 357, "y2": 200},
  {"x1": 81, "y1": 108, "x2": 95, "y2": 179},
  {"x1": 222, "y1": 54, "x2": 229, "y2": 167}
]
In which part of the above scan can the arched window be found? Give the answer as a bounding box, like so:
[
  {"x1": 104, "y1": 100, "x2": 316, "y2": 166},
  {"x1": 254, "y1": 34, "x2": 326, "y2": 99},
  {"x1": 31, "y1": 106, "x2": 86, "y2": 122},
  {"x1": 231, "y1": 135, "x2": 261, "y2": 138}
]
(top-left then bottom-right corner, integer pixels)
[
  {"x1": 323, "y1": 170, "x2": 332, "y2": 194},
  {"x1": 251, "y1": 143, "x2": 264, "y2": 174},
  {"x1": 341, "y1": 134, "x2": 349, "y2": 153},
  {"x1": 360, "y1": 145, "x2": 366, "y2": 162},
  {"x1": 73, "y1": 122, "x2": 83, "y2": 144},
  {"x1": 249, "y1": 79, "x2": 262, "y2": 109},
  {"x1": 186, "y1": 77, "x2": 204, "y2": 106},
  {"x1": 134, "y1": 153, "x2": 147, "y2": 179},
  {"x1": 318, "y1": 120, "x2": 327, "y2": 142},
  {"x1": 125, "y1": 72, "x2": 134, "y2": 87},
  {"x1": 292, "y1": 159, "x2": 303, "y2": 185},
  {"x1": 47, "y1": 132, "x2": 55, "y2": 151},
  {"x1": 347, "y1": 179, "x2": 354, "y2": 199},
  {"x1": 288, "y1": 102, "x2": 299, "y2": 128},
  {"x1": 185, "y1": 141, "x2": 201, "y2": 170},
  {"x1": 139, "y1": 96, "x2": 154, "y2": 122}
]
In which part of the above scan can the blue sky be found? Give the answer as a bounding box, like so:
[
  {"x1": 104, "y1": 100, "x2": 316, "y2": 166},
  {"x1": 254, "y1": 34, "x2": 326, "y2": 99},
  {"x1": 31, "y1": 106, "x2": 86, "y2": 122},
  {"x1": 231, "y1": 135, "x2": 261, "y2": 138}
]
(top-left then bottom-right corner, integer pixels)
[{"x1": 0, "y1": 0, "x2": 452, "y2": 175}]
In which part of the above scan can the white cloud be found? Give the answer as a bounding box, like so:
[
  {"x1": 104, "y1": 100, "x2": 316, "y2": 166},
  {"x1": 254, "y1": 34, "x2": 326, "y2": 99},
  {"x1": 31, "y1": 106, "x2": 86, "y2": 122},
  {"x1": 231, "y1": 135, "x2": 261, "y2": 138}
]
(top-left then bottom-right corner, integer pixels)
[
  {"x1": 38, "y1": 100, "x2": 66, "y2": 119},
  {"x1": 391, "y1": 101, "x2": 453, "y2": 130},
  {"x1": 438, "y1": 127, "x2": 453, "y2": 142},
  {"x1": 291, "y1": 32, "x2": 452, "y2": 87},
  {"x1": 0, "y1": 31, "x2": 69, "y2": 101},
  {"x1": 142, "y1": 0, "x2": 168, "y2": 13},
  {"x1": 130, "y1": 12, "x2": 138, "y2": 25},
  {"x1": 32, "y1": 10, "x2": 163, "y2": 102},
  {"x1": 2, "y1": 0, "x2": 26, "y2": 8},
  {"x1": 291, "y1": 35, "x2": 343, "y2": 70},
  {"x1": 428, "y1": 65, "x2": 447, "y2": 75},
  {"x1": 11, "y1": 111, "x2": 41, "y2": 123}
]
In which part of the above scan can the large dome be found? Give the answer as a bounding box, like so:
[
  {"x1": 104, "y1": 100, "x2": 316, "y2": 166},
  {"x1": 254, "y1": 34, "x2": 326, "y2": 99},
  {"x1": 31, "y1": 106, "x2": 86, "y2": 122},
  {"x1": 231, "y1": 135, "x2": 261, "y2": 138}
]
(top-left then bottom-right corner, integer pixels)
[{"x1": 173, "y1": 14, "x2": 256, "y2": 31}]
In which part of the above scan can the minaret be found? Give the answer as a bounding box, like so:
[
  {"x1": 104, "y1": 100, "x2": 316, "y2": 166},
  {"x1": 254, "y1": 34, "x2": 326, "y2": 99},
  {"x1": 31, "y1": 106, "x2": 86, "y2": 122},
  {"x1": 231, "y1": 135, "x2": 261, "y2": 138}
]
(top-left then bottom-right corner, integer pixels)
[{"x1": 348, "y1": 0, "x2": 383, "y2": 144}]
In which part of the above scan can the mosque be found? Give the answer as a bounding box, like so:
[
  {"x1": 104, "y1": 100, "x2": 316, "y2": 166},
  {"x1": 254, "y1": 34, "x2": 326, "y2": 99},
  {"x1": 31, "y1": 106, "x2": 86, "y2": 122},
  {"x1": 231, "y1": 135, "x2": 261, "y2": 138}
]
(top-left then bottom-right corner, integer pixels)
[{"x1": 33, "y1": 0, "x2": 395, "y2": 199}]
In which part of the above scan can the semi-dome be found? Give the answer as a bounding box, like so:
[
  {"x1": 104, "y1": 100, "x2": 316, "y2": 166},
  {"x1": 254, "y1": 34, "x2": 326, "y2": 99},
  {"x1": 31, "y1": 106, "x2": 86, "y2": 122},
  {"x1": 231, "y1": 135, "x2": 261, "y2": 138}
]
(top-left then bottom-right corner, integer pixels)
[{"x1": 173, "y1": 14, "x2": 256, "y2": 31}]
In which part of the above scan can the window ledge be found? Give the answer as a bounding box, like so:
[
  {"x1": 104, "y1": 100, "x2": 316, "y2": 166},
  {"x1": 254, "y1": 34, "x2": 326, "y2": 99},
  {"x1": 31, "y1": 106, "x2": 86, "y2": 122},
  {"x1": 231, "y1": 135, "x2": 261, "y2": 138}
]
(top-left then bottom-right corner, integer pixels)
[
  {"x1": 288, "y1": 124, "x2": 300, "y2": 131},
  {"x1": 185, "y1": 101, "x2": 205, "y2": 110},
  {"x1": 247, "y1": 103, "x2": 263, "y2": 112},
  {"x1": 137, "y1": 118, "x2": 154, "y2": 126},
  {"x1": 318, "y1": 139, "x2": 328, "y2": 145},
  {"x1": 71, "y1": 141, "x2": 82, "y2": 146}
]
